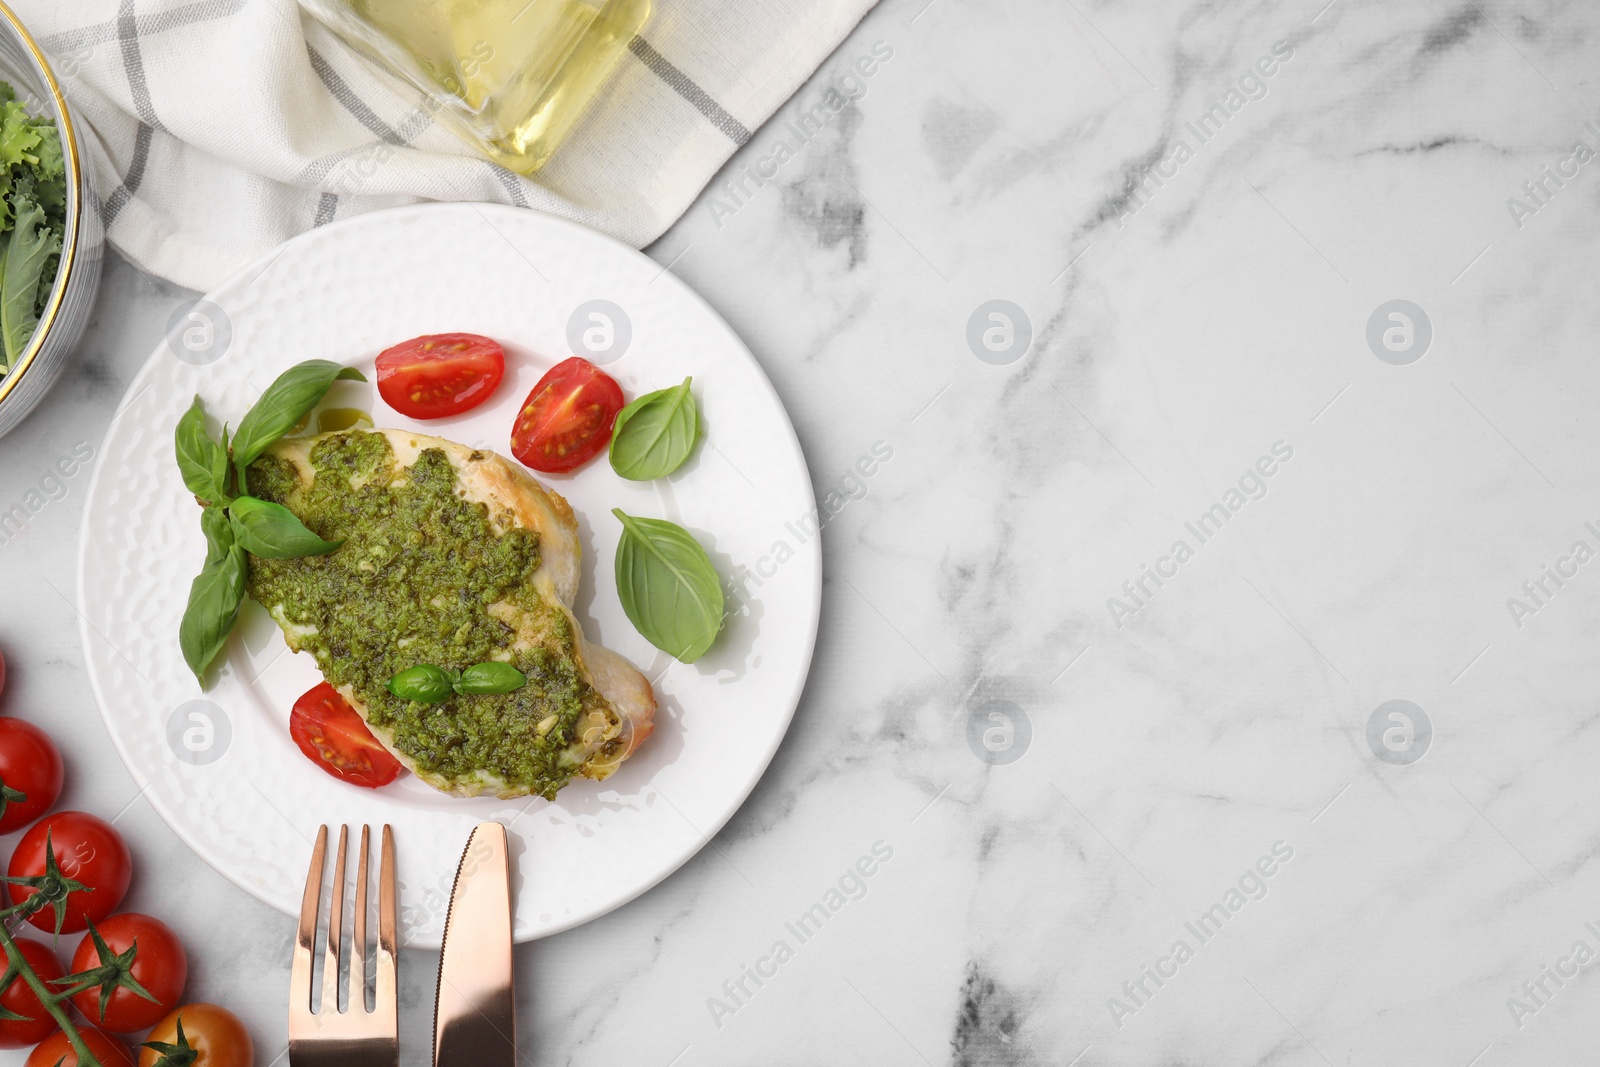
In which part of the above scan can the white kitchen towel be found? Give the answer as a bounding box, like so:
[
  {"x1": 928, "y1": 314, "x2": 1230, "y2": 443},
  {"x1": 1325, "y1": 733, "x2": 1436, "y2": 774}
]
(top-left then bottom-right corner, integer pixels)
[{"x1": 8, "y1": 0, "x2": 879, "y2": 291}]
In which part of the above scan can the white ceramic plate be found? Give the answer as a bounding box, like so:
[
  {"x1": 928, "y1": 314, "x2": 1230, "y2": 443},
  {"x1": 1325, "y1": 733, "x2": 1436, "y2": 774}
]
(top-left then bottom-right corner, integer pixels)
[{"x1": 78, "y1": 204, "x2": 819, "y2": 947}]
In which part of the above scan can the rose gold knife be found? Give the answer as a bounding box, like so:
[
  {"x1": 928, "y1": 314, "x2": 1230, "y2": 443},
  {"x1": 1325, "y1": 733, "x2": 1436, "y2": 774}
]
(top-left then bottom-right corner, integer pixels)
[{"x1": 433, "y1": 822, "x2": 516, "y2": 1067}]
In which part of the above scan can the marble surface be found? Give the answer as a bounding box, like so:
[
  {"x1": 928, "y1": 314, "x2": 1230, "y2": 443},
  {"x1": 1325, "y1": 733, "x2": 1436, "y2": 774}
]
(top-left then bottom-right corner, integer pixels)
[{"x1": 5, "y1": 0, "x2": 1600, "y2": 1063}]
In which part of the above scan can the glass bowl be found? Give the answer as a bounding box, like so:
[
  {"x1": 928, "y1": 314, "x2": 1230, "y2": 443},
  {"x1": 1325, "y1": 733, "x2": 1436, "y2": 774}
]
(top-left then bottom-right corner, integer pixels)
[{"x1": 0, "y1": 0, "x2": 105, "y2": 442}]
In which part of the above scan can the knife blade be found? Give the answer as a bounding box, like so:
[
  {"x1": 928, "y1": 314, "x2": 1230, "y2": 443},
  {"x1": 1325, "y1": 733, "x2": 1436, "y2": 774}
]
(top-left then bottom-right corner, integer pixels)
[{"x1": 434, "y1": 822, "x2": 516, "y2": 1067}]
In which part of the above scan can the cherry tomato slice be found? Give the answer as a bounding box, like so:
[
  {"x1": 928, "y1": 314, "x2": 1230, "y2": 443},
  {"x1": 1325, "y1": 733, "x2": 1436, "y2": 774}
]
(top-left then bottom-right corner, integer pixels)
[
  {"x1": 8, "y1": 811, "x2": 132, "y2": 934},
  {"x1": 69, "y1": 913, "x2": 188, "y2": 1033},
  {"x1": 138, "y1": 1004, "x2": 253, "y2": 1067},
  {"x1": 290, "y1": 683, "x2": 403, "y2": 788},
  {"x1": 26, "y1": 1028, "x2": 136, "y2": 1067},
  {"x1": 510, "y1": 357, "x2": 624, "y2": 473},
  {"x1": 376, "y1": 333, "x2": 505, "y2": 420},
  {"x1": 0, "y1": 937, "x2": 64, "y2": 1048},
  {"x1": 0, "y1": 717, "x2": 64, "y2": 834}
]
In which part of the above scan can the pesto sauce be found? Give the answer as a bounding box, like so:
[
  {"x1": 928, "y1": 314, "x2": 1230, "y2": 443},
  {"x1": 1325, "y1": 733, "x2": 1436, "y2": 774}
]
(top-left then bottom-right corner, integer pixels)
[{"x1": 247, "y1": 432, "x2": 594, "y2": 799}]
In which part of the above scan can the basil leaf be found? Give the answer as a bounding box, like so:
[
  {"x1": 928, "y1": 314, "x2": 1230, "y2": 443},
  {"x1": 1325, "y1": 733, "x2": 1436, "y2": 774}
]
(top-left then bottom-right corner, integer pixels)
[
  {"x1": 457, "y1": 662, "x2": 526, "y2": 695},
  {"x1": 612, "y1": 509, "x2": 725, "y2": 663},
  {"x1": 232, "y1": 360, "x2": 366, "y2": 483},
  {"x1": 609, "y1": 377, "x2": 699, "y2": 482},
  {"x1": 179, "y1": 545, "x2": 246, "y2": 685},
  {"x1": 228, "y1": 495, "x2": 342, "y2": 559},
  {"x1": 388, "y1": 665, "x2": 454, "y2": 703},
  {"x1": 220, "y1": 424, "x2": 233, "y2": 495},
  {"x1": 175, "y1": 396, "x2": 229, "y2": 503},
  {"x1": 200, "y1": 504, "x2": 234, "y2": 566}
]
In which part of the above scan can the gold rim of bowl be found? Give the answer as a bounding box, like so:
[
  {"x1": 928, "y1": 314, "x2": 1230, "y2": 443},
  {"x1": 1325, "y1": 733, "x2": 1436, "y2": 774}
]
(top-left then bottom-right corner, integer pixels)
[{"x1": 0, "y1": 0, "x2": 88, "y2": 411}]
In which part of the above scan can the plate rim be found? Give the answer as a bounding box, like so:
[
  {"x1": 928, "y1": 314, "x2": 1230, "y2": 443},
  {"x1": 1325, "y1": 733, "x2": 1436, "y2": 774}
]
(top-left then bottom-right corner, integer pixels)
[{"x1": 76, "y1": 201, "x2": 822, "y2": 945}]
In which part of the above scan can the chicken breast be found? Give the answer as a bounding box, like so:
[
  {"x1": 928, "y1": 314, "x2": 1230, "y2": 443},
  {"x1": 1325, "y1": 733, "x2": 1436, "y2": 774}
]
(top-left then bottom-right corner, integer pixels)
[{"x1": 245, "y1": 428, "x2": 655, "y2": 800}]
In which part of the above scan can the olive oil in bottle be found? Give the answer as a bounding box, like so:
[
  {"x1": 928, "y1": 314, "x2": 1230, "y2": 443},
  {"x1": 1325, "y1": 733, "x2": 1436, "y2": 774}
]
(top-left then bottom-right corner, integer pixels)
[{"x1": 304, "y1": 0, "x2": 653, "y2": 173}]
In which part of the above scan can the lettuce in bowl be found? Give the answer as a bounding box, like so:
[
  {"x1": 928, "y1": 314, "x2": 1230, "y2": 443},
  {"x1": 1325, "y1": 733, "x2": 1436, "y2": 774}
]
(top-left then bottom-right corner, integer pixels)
[{"x1": 0, "y1": 80, "x2": 64, "y2": 378}]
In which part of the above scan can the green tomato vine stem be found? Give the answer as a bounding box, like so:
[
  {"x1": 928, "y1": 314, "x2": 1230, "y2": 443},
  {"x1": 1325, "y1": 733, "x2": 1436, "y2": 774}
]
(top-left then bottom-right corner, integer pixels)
[{"x1": 0, "y1": 911, "x2": 102, "y2": 1067}]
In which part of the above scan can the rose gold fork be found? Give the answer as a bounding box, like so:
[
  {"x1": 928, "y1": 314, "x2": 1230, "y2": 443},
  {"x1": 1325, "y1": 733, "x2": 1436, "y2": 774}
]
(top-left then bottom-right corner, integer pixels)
[{"x1": 290, "y1": 825, "x2": 398, "y2": 1067}]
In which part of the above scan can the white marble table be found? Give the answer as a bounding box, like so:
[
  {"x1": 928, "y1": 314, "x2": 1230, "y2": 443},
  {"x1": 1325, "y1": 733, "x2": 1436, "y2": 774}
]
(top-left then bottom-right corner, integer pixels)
[{"x1": 5, "y1": 0, "x2": 1600, "y2": 1063}]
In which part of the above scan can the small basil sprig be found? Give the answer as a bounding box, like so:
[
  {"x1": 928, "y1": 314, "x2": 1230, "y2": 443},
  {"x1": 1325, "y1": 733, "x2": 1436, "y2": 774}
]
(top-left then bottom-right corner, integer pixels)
[
  {"x1": 388, "y1": 662, "x2": 527, "y2": 703},
  {"x1": 176, "y1": 360, "x2": 366, "y2": 686},
  {"x1": 609, "y1": 377, "x2": 699, "y2": 481},
  {"x1": 612, "y1": 509, "x2": 724, "y2": 663}
]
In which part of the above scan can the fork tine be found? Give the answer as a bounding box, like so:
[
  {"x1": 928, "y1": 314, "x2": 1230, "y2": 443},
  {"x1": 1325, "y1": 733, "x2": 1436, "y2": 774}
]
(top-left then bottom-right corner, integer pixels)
[
  {"x1": 376, "y1": 824, "x2": 397, "y2": 1021},
  {"x1": 291, "y1": 825, "x2": 328, "y2": 1017},
  {"x1": 350, "y1": 826, "x2": 370, "y2": 1014},
  {"x1": 291, "y1": 825, "x2": 398, "y2": 1067},
  {"x1": 322, "y1": 825, "x2": 348, "y2": 1014}
]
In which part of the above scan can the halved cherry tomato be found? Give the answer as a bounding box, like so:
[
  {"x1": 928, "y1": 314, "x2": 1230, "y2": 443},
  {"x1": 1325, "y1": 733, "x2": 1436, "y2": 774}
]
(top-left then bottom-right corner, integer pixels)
[
  {"x1": 375, "y1": 333, "x2": 505, "y2": 419},
  {"x1": 510, "y1": 357, "x2": 624, "y2": 473},
  {"x1": 0, "y1": 937, "x2": 64, "y2": 1048},
  {"x1": 290, "y1": 683, "x2": 403, "y2": 788},
  {"x1": 69, "y1": 913, "x2": 187, "y2": 1033},
  {"x1": 138, "y1": 1004, "x2": 253, "y2": 1067},
  {"x1": 0, "y1": 717, "x2": 63, "y2": 834},
  {"x1": 26, "y1": 1028, "x2": 135, "y2": 1067},
  {"x1": 8, "y1": 812, "x2": 132, "y2": 934}
]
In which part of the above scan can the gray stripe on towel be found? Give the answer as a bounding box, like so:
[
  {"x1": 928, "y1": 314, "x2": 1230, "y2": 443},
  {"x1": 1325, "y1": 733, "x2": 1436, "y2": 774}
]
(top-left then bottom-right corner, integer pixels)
[
  {"x1": 307, "y1": 46, "x2": 407, "y2": 145},
  {"x1": 486, "y1": 163, "x2": 531, "y2": 209},
  {"x1": 314, "y1": 192, "x2": 340, "y2": 227},
  {"x1": 629, "y1": 36, "x2": 751, "y2": 145},
  {"x1": 43, "y1": 0, "x2": 248, "y2": 54},
  {"x1": 102, "y1": 120, "x2": 154, "y2": 228},
  {"x1": 117, "y1": 0, "x2": 163, "y2": 131}
]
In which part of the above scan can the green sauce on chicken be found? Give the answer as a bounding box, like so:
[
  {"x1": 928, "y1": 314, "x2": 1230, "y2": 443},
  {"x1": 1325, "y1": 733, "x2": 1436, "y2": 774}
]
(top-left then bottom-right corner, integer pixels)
[{"x1": 246, "y1": 431, "x2": 619, "y2": 799}]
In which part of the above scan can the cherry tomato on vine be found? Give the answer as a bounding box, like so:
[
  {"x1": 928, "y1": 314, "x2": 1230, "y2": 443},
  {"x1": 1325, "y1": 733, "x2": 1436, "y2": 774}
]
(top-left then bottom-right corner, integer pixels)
[
  {"x1": 290, "y1": 683, "x2": 403, "y2": 789},
  {"x1": 8, "y1": 812, "x2": 132, "y2": 934},
  {"x1": 68, "y1": 913, "x2": 188, "y2": 1033},
  {"x1": 138, "y1": 1004, "x2": 253, "y2": 1067},
  {"x1": 26, "y1": 1028, "x2": 136, "y2": 1067},
  {"x1": 376, "y1": 333, "x2": 505, "y2": 420},
  {"x1": 0, "y1": 937, "x2": 65, "y2": 1048},
  {"x1": 0, "y1": 718, "x2": 64, "y2": 834},
  {"x1": 509, "y1": 357, "x2": 624, "y2": 473}
]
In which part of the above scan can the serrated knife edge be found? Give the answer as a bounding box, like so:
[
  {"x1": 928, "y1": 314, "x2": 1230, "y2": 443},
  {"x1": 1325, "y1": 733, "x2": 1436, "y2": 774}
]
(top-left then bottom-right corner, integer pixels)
[{"x1": 433, "y1": 821, "x2": 516, "y2": 1067}]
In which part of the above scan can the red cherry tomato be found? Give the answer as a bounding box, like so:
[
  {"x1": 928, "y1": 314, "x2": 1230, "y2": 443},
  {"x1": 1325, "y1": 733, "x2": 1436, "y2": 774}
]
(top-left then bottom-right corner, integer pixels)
[
  {"x1": 0, "y1": 718, "x2": 63, "y2": 835},
  {"x1": 509, "y1": 357, "x2": 624, "y2": 473},
  {"x1": 8, "y1": 812, "x2": 132, "y2": 934},
  {"x1": 26, "y1": 1028, "x2": 135, "y2": 1067},
  {"x1": 375, "y1": 333, "x2": 505, "y2": 420},
  {"x1": 68, "y1": 913, "x2": 188, "y2": 1033},
  {"x1": 290, "y1": 683, "x2": 403, "y2": 789},
  {"x1": 0, "y1": 937, "x2": 64, "y2": 1048}
]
